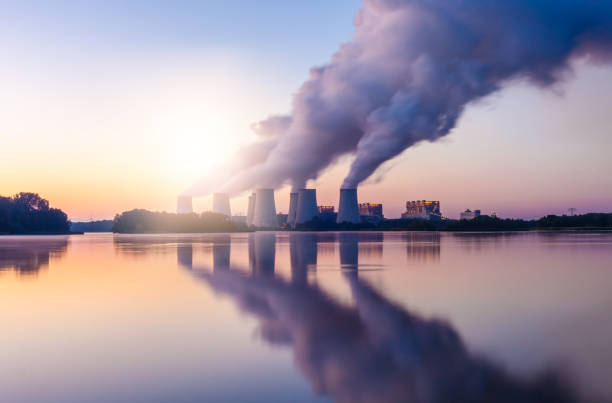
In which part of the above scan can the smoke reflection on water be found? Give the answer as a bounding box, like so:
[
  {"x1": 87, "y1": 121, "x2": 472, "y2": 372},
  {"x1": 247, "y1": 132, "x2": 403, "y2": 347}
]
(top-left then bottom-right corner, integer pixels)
[{"x1": 176, "y1": 232, "x2": 580, "y2": 403}]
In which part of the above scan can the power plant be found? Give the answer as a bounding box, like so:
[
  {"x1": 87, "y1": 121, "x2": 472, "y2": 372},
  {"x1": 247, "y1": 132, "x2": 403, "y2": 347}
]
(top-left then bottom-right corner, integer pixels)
[
  {"x1": 212, "y1": 193, "x2": 231, "y2": 217},
  {"x1": 252, "y1": 189, "x2": 278, "y2": 228},
  {"x1": 177, "y1": 196, "x2": 193, "y2": 215},
  {"x1": 287, "y1": 192, "x2": 299, "y2": 227},
  {"x1": 295, "y1": 189, "x2": 318, "y2": 225},
  {"x1": 178, "y1": 185, "x2": 384, "y2": 229},
  {"x1": 337, "y1": 188, "x2": 361, "y2": 224}
]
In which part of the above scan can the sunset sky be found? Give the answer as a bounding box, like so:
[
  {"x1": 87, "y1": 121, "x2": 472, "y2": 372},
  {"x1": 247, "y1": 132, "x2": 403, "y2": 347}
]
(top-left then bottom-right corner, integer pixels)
[{"x1": 2, "y1": 0, "x2": 611, "y2": 221}]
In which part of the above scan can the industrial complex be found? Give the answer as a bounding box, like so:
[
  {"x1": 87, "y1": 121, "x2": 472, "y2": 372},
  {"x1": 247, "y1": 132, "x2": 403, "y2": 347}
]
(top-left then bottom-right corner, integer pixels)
[{"x1": 177, "y1": 188, "x2": 461, "y2": 229}]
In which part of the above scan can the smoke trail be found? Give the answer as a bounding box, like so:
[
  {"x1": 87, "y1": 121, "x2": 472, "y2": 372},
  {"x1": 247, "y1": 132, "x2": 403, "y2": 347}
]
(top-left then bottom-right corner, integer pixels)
[{"x1": 192, "y1": 0, "x2": 612, "y2": 195}]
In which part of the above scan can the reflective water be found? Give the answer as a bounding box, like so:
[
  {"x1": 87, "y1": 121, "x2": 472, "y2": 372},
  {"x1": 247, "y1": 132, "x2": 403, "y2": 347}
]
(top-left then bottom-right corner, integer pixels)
[{"x1": 1, "y1": 232, "x2": 611, "y2": 403}]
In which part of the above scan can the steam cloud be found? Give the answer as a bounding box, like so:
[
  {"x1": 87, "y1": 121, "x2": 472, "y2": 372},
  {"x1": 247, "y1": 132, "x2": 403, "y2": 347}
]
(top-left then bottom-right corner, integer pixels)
[
  {"x1": 197, "y1": 267, "x2": 578, "y2": 402},
  {"x1": 188, "y1": 0, "x2": 612, "y2": 196}
]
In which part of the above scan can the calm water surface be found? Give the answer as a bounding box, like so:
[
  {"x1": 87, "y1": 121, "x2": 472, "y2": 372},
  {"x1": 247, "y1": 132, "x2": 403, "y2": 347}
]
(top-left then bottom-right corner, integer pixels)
[{"x1": 1, "y1": 232, "x2": 611, "y2": 403}]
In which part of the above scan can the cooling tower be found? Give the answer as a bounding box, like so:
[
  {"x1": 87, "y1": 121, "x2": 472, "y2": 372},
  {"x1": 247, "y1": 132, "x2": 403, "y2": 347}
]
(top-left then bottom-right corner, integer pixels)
[
  {"x1": 252, "y1": 189, "x2": 278, "y2": 228},
  {"x1": 295, "y1": 189, "x2": 319, "y2": 225},
  {"x1": 177, "y1": 196, "x2": 193, "y2": 215},
  {"x1": 246, "y1": 193, "x2": 256, "y2": 227},
  {"x1": 336, "y1": 188, "x2": 361, "y2": 224},
  {"x1": 212, "y1": 193, "x2": 231, "y2": 217},
  {"x1": 287, "y1": 192, "x2": 299, "y2": 227}
]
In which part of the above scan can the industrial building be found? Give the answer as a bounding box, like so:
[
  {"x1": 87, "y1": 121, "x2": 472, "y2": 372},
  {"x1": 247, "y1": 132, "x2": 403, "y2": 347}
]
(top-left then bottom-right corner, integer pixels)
[
  {"x1": 318, "y1": 206, "x2": 337, "y2": 222},
  {"x1": 460, "y1": 209, "x2": 481, "y2": 220},
  {"x1": 401, "y1": 200, "x2": 441, "y2": 220},
  {"x1": 358, "y1": 203, "x2": 384, "y2": 219}
]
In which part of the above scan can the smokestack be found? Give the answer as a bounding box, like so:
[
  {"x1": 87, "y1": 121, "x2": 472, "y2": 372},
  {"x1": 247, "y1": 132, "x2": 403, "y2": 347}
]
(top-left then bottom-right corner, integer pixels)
[
  {"x1": 246, "y1": 193, "x2": 256, "y2": 227},
  {"x1": 252, "y1": 189, "x2": 278, "y2": 228},
  {"x1": 287, "y1": 192, "x2": 299, "y2": 228},
  {"x1": 177, "y1": 196, "x2": 193, "y2": 215},
  {"x1": 212, "y1": 193, "x2": 231, "y2": 217},
  {"x1": 337, "y1": 188, "x2": 361, "y2": 224},
  {"x1": 295, "y1": 189, "x2": 318, "y2": 225}
]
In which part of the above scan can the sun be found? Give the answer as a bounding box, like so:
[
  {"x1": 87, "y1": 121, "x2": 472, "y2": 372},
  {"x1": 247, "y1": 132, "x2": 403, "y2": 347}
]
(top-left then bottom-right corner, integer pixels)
[{"x1": 169, "y1": 123, "x2": 234, "y2": 180}]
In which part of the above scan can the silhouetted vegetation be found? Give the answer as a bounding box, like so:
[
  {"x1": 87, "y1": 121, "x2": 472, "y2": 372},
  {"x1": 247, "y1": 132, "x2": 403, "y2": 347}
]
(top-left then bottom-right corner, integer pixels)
[
  {"x1": 537, "y1": 213, "x2": 612, "y2": 229},
  {"x1": 112, "y1": 210, "x2": 239, "y2": 233},
  {"x1": 293, "y1": 213, "x2": 612, "y2": 232},
  {"x1": 71, "y1": 220, "x2": 114, "y2": 233},
  {"x1": 0, "y1": 193, "x2": 70, "y2": 234},
  {"x1": 444, "y1": 215, "x2": 534, "y2": 231}
]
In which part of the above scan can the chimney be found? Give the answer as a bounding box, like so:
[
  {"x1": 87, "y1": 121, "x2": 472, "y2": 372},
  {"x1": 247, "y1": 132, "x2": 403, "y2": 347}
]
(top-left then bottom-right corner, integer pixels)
[
  {"x1": 295, "y1": 189, "x2": 319, "y2": 225},
  {"x1": 246, "y1": 193, "x2": 256, "y2": 227},
  {"x1": 252, "y1": 189, "x2": 278, "y2": 228},
  {"x1": 337, "y1": 188, "x2": 361, "y2": 224},
  {"x1": 177, "y1": 196, "x2": 193, "y2": 215},
  {"x1": 287, "y1": 192, "x2": 299, "y2": 228},
  {"x1": 212, "y1": 193, "x2": 231, "y2": 217}
]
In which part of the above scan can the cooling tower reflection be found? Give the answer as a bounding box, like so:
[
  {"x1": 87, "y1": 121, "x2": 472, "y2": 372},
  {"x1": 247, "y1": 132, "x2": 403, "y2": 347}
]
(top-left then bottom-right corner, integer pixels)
[
  {"x1": 212, "y1": 234, "x2": 231, "y2": 272},
  {"x1": 289, "y1": 232, "x2": 317, "y2": 284},
  {"x1": 0, "y1": 237, "x2": 68, "y2": 277},
  {"x1": 178, "y1": 233, "x2": 579, "y2": 403},
  {"x1": 249, "y1": 232, "x2": 276, "y2": 277},
  {"x1": 339, "y1": 232, "x2": 359, "y2": 270}
]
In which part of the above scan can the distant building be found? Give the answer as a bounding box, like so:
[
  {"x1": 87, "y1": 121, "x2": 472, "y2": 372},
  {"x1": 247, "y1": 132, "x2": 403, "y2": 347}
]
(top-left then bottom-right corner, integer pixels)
[
  {"x1": 318, "y1": 206, "x2": 337, "y2": 222},
  {"x1": 318, "y1": 206, "x2": 335, "y2": 214},
  {"x1": 358, "y1": 203, "x2": 384, "y2": 219},
  {"x1": 402, "y1": 200, "x2": 441, "y2": 220},
  {"x1": 460, "y1": 209, "x2": 481, "y2": 220}
]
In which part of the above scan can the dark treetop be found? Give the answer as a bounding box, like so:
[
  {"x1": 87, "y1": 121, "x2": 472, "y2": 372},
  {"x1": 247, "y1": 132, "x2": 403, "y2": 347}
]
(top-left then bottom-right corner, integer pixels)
[{"x1": 0, "y1": 193, "x2": 70, "y2": 235}]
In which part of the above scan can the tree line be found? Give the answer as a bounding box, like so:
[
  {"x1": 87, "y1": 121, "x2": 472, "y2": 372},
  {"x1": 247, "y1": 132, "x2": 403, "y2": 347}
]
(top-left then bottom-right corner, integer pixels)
[
  {"x1": 112, "y1": 209, "x2": 239, "y2": 233},
  {"x1": 0, "y1": 193, "x2": 70, "y2": 234}
]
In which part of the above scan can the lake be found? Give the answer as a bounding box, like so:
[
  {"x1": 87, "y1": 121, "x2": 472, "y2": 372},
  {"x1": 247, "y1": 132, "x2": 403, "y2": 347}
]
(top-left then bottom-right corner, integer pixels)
[{"x1": 1, "y1": 232, "x2": 611, "y2": 403}]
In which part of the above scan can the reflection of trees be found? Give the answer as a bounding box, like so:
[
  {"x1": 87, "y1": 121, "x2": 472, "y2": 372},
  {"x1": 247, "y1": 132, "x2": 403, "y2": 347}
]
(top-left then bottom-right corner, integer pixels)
[
  {"x1": 183, "y1": 233, "x2": 579, "y2": 403},
  {"x1": 0, "y1": 237, "x2": 68, "y2": 277},
  {"x1": 450, "y1": 232, "x2": 517, "y2": 253},
  {"x1": 113, "y1": 235, "x2": 183, "y2": 257},
  {"x1": 403, "y1": 232, "x2": 441, "y2": 263}
]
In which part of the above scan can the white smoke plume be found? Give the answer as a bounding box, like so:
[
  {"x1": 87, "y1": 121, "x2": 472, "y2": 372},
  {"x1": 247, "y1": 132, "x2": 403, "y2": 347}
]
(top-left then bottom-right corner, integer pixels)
[{"x1": 189, "y1": 0, "x2": 612, "y2": 196}]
